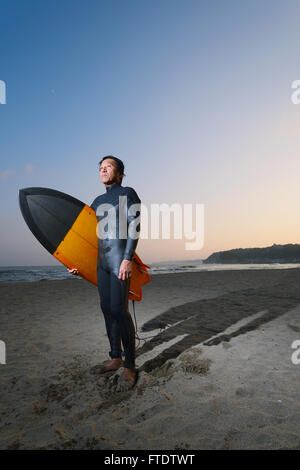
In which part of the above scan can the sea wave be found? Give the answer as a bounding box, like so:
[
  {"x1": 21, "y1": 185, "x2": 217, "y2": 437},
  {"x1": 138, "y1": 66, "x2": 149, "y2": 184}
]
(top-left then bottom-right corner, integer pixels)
[{"x1": 1, "y1": 261, "x2": 300, "y2": 282}]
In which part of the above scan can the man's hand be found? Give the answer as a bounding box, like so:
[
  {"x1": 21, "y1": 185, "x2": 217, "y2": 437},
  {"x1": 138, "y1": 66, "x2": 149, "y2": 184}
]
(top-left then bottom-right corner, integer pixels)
[
  {"x1": 68, "y1": 268, "x2": 79, "y2": 275},
  {"x1": 118, "y1": 259, "x2": 132, "y2": 281}
]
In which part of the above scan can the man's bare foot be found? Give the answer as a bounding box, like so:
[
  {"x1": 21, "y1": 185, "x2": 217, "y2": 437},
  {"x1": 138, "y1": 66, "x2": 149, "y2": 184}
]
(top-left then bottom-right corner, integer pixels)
[
  {"x1": 90, "y1": 358, "x2": 124, "y2": 375},
  {"x1": 116, "y1": 367, "x2": 137, "y2": 392}
]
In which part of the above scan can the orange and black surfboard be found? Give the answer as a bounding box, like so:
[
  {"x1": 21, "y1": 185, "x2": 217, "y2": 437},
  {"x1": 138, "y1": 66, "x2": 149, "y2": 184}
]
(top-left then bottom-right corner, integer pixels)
[{"x1": 19, "y1": 187, "x2": 150, "y2": 301}]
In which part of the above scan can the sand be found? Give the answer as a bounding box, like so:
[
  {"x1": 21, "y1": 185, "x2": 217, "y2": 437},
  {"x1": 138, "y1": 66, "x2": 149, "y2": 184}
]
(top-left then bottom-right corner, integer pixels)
[{"x1": 0, "y1": 268, "x2": 300, "y2": 449}]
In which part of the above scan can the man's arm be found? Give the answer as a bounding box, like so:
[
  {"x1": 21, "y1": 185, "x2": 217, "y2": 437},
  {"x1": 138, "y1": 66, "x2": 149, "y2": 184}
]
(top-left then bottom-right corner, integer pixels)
[{"x1": 123, "y1": 188, "x2": 141, "y2": 261}]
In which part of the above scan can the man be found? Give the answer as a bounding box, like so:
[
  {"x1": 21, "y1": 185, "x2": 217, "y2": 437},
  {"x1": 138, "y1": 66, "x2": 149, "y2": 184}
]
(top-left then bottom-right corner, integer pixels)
[{"x1": 69, "y1": 156, "x2": 140, "y2": 391}]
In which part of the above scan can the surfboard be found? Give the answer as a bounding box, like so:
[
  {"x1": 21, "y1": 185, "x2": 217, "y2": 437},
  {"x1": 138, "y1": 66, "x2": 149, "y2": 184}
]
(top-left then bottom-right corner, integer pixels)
[{"x1": 19, "y1": 187, "x2": 150, "y2": 301}]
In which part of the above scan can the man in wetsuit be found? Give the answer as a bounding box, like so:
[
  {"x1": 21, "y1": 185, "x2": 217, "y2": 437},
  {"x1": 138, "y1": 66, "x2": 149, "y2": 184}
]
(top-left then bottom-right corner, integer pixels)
[{"x1": 69, "y1": 156, "x2": 140, "y2": 391}]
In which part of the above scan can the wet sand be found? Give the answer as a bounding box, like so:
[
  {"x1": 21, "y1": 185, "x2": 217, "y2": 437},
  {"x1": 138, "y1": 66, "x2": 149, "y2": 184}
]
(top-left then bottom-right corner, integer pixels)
[{"x1": 0, "y1": 268, "x2": 300, "y2": 449}]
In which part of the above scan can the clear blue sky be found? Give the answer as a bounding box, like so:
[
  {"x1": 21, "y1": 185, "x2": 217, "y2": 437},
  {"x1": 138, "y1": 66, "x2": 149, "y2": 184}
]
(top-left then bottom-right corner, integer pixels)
[{"x1": 1, "y1": 0, "x2": 300, "y2": 265}]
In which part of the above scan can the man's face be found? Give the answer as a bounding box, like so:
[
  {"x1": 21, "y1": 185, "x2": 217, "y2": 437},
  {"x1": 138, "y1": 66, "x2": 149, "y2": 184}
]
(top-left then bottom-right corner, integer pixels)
[{"x1": 99, "y1": 158, "x2": 120, "y2": 185}]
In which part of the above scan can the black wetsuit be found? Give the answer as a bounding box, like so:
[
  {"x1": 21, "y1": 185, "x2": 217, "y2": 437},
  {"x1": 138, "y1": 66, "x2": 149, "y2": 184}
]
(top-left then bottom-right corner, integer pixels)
[{"x1": 90, "y1": 183, "x2": 141, "y2": 368}]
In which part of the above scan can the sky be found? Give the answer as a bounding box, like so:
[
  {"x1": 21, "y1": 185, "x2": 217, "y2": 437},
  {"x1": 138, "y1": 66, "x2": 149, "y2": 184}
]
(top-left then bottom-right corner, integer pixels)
[{"x1": 1, "y1": 0, "x2": 300, "y2": 265}]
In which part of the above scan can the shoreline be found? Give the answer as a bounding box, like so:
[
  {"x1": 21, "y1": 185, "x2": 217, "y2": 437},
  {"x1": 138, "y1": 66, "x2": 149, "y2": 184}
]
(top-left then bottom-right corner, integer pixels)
[{"x1": 2, "y1": 264, "x2": 300, "y2": 285}]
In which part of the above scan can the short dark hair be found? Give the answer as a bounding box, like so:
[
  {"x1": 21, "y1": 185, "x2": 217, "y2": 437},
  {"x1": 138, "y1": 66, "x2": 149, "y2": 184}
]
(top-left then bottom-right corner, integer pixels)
[{"x1": 99, "y1": 155, "x2": 125, "y2": 183}]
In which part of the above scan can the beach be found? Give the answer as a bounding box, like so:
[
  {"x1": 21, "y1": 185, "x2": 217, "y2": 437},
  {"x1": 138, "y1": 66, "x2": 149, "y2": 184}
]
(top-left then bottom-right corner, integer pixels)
[{"x1": 0, "y1": 268, "x2": 300, "y2": 450}]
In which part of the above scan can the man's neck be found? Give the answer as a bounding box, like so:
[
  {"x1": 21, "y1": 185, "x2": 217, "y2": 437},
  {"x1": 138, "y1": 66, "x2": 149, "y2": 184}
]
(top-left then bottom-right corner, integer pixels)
[{"x1": 105, "y1": 181, "x2": 121, "y2": 192}]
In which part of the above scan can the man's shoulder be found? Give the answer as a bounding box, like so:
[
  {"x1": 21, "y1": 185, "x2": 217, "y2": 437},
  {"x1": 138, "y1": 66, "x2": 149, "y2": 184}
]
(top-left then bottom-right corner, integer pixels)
[
  {"x1": 121, "y1": 186, "x2": 141, "y2": 202},
  {"x1": 90, "y1": 193, "x2": 106, "y2": 210}
]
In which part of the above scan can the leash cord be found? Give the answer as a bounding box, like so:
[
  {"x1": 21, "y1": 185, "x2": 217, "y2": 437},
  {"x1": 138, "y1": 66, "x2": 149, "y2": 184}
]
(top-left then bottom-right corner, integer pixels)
[{"x1": 131, "y1": 300, "x2": 160, "y2": 350}]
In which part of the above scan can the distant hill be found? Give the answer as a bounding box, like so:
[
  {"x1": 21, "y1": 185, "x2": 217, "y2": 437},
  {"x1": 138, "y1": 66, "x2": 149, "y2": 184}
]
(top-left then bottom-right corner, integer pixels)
[{"x1": 203, "y1": 244, "x2": 300, "y2": 264}]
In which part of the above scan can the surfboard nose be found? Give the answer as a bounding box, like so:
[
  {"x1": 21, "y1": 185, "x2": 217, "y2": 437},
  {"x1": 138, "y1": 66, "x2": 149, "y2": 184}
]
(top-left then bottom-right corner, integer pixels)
[
  {"x1": 19, "y1": 187, "x2": 30, "y2": 200},
  {"x1": 19, "y1": 187, "x2": 85, "y2": 254},
  {"x1": 19, "y1": 187, "x2": 36, "y2": 196}
]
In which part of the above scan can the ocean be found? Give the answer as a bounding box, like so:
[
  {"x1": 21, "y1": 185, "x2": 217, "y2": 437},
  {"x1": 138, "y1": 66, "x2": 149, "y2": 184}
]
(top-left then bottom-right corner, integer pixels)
[{"x1": 1, "y1": 261, "x2": 300, "y2": 283}]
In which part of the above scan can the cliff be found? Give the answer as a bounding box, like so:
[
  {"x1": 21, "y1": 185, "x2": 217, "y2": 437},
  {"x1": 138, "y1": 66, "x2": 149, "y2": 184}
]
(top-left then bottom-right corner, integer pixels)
[{"x1": 203, "y1": 243, "x2": 300, "y2": 264}]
